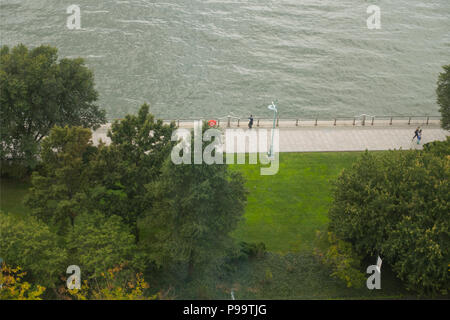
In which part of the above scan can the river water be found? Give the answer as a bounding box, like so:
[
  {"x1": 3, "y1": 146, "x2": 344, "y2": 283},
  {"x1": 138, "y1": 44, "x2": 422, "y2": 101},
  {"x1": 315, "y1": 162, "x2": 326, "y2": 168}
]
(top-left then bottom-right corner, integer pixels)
[{"x1": 1, "y1": 0, "x2": 449, "y2": 120}]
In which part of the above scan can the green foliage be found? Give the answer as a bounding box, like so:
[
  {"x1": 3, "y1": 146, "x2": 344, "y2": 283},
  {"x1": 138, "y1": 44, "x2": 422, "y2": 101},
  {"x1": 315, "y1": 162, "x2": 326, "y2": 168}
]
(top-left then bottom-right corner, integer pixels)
[
  {"x1": 314, "y1": 231, "x2": 366, "y2": 288},
  {"x1": 218, "y1": 241, "x2": 267, "y2": 276},
  {"x1": 263, "y1": 268, "x2": 273, "y2": 284},
  {"x1": 239, "y1": 242, "x2": 267, "y2": 259},
  {"x1": 24, "y1": 104, "x2": 175, "y2": 238},
  {"x1": 0, "y1": 213, "x2": 67, "y2": 288},
  {"x1": 67, "y1": 213, "x2": 141, "y2": 280},
  {"x1": 423, "y1": 136, "x2": 450, "y2": 157},
  {"x1": 329, "y1": 147, "x2": 450, "y2": 295},
  {"x1": 141, "y1": 127, "x2": 247, "y2": 277},
  {"x1": 0, "y1": 177, "x2": 31, "y2": 217},
  {"x1": 0, "y1": 44, "x2": 105, "y2": 171},
  {"x1": 25, "y1": 126, "x2": 94, "y2": 234},
  {"x1": 86, "y1": 103, "x2": 176, "y2": 239},
  {"x1": 437, "y1": 65, "x2": 450, "y2": 130}
]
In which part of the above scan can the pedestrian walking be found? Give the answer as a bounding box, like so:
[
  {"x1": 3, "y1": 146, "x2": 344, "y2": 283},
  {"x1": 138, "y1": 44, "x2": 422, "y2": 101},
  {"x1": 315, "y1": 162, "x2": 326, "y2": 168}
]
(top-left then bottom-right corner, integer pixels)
[
  {"x1": 417, "y1": 129, "x2": 422, "y2": 145},
  {"x1": 248, "y1": 115, "x2": 254, "y2": 129},
  {"x1": 412, "y1": 127, "x2": 420, "y2": 141}
]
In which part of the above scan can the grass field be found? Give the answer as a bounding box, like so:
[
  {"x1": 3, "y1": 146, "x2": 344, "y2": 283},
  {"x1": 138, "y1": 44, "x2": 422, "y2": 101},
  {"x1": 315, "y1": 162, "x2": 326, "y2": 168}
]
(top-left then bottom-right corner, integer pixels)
[{"x1": 230, "y1": 152, "x2": 361, "y2": 253}]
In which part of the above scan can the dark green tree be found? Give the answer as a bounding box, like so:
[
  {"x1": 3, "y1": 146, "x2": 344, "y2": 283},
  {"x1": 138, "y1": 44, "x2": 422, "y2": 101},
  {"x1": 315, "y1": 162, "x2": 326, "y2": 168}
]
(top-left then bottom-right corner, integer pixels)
[
  {"x1": 0, "y1": 44, "x2": 105, "y2": 170},
  {"x1": 141, "y1": 126, "x2": 247, "y2": 278},
  {"x1": 328, "y1": 141, "x2": 450, "y2": 295},
  {"x1": 25, "y1": 126, "x2": 95, "y2": 234},
  {"x1": 25, "y1": 104, "x2": 176, "y2": 240},
  {"x1": 85, "y1": 103, "x2": 176, "y2": 241},
  {"x1": 437, "y1": 65, "x2": 450, "y2": 130}
]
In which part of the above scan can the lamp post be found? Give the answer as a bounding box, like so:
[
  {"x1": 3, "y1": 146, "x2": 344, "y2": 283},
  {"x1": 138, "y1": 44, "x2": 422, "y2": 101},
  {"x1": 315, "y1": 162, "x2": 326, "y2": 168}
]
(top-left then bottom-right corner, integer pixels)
[{"x1": 268, "y1": 102, "x2": 277, "y2": 159}]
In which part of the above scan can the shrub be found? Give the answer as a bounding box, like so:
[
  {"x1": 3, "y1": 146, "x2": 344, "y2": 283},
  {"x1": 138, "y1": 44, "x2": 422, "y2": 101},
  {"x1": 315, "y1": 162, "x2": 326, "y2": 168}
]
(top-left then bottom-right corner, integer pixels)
[
  {"x1": 328, "y1": 146, "x2": 449, "y2": 295},
  {"x1": 314, "y1": 231, "x2": 366, "y2": 288}
]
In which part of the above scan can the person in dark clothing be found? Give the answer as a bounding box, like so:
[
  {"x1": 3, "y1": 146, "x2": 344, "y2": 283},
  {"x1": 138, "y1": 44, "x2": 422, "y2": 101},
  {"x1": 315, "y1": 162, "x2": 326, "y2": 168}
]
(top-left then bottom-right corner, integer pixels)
[
  {"x1": 248, "y1": 115, "x2": 254, "y2": 129},
  {"x1": 412, "y1": 127, "x2": 420, "y2": 141},
  {"x1": 417, "y1": 129, "x2": 423, "y2": 145}
]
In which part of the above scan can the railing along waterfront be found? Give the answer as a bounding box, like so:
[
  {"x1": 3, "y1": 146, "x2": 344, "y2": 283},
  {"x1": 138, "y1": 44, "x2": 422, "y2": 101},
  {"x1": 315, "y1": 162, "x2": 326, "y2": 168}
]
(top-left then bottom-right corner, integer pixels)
[{"x1": 147, "y1": 115, "x2": 442, "y2": 128}]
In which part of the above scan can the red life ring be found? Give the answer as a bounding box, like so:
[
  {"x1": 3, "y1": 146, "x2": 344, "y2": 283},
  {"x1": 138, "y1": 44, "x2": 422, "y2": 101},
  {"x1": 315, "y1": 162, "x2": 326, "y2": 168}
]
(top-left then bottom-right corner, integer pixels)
[{"x1": 208, "y1": 119, "x2": 217, "y2": 127}]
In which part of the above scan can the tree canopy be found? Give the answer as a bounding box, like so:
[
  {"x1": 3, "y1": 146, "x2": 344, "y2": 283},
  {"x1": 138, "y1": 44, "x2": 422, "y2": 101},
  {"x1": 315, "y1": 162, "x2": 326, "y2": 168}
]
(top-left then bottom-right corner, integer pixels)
[
  {"x1": 25, "y1": 104, "x2": 176, "y2": 238},
  {"x1": 85, "y1": 103, "x2": 175, "y2": 240},
  {"x1": 328, "y1": 139, "x2": 450, "y2": 295},
  {"x1": 0, "y1": 44, "x2": 105, "y2": 170},
  {"x1": 10, "y1": 104, "x2": 248, "y2": 298},
  {"x1": 25, "y1": 126, "x2": 95, "y2": 234},
  {"x1": 141, "y1": 125, "x2": 247, "y2": 277}
]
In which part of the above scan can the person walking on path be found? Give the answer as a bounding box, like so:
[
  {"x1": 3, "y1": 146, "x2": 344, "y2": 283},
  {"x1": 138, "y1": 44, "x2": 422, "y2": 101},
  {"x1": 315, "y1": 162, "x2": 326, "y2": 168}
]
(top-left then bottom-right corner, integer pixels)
[
  {"x1": 412, "y1": 127, "x2": 420, "y2": 141},
  {"x1": 248, "y1": 115, "x2": 254, "y2": 129},
  {"x1": 417, "y1": 129, "x2": 423, "y2": 145}
]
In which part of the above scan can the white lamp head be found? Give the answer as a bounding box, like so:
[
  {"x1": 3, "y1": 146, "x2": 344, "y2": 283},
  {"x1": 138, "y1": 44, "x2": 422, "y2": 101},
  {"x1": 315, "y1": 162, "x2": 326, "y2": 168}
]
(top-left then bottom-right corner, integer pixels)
[{"x1": 268, "y1": 102, "x2": 277, "y2": 112}]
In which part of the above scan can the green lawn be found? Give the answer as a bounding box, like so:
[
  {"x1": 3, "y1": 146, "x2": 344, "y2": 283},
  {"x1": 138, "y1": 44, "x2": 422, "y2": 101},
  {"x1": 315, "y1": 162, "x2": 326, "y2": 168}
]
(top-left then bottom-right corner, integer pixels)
[{"x1": 230, "y1": 152, "x2": 361, "y2": 253}]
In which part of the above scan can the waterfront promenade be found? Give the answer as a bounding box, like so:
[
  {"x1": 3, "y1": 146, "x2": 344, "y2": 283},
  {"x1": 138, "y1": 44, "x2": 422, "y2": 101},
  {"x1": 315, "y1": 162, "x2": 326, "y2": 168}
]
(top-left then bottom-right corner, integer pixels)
[{"x1": 92, "y1": 119, "x2": 449, "y2": 153}]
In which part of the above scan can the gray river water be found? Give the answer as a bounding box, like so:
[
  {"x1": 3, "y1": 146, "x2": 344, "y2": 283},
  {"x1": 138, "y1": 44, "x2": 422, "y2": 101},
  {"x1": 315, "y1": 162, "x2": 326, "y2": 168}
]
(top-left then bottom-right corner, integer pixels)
[{"x1": 1, "y1": 0, "x2": 449, "y2": 119}]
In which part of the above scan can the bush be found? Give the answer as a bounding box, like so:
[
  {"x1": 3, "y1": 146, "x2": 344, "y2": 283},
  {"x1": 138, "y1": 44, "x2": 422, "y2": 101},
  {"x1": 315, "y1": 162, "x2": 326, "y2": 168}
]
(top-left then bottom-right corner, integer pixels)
[
  {"x1": 0, "y1": 263, "x2": 46, "y2": 300},
  {"x1": 314, "y1": 231, "x2": 366, "y2": 288},
  {"x1": 239, "y1": 242, "x2": 267, "y2": 260},
  {"x1": 0, "y1": 213, "x2": 67, "y2": 288},
  {"x1": 423, "y1": 136, "x2": 450, "y2": 157},
  {"x1": 328, "y1": 145, "x2": 449, "y2": 295}
]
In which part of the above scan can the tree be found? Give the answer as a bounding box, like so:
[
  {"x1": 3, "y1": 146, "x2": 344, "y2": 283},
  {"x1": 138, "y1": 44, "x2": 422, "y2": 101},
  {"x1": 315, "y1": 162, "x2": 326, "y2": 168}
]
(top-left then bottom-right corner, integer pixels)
[
  {"x1": 25, "y1": 126, "x2": 95, "y2": 234},
  {"x1": 141, "y1": 127, "x2": 247, "y2": 278},
  {"x1": 86, "y1": 103, "x2": 176, "y2": 240},
  {"x1": 0, "y1": 213, "x2": 67, "y2": 288},
  {"x1": 328, "y1": 142, "x2": 450, "y2": 295},
  {"x1": 0, "y1": 44, "x2": 105, "y2": 170},
  {"x1": 67, "y1": 212, "x2": 143, "y2": 280},
  {"x1": 437, "y1": 65, "x2": 450, "y2": 130},
  {"x1": 24, "y1": 104, "x2": 176, "y2": 240}
]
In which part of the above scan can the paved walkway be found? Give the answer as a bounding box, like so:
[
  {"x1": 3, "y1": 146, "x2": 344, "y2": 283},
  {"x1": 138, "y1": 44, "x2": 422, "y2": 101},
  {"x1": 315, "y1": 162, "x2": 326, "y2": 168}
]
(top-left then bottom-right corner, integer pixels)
[
  {"x1": 92, "y1": 124, "x2": 449, "y2": 153},
  {"x1": 275, "y1": 127, "x2": 448, "y2": 152}
]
